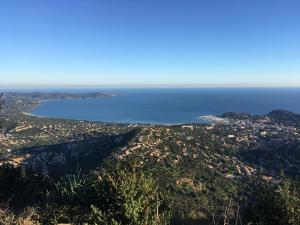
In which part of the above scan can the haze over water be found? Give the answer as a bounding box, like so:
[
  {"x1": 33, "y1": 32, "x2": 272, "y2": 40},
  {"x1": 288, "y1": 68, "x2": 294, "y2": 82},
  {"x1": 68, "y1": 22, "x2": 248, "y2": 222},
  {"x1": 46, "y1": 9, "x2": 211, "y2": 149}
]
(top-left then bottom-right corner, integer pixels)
[{"x1": 31, "y1": 88, "x2": 300, "y2": 124}]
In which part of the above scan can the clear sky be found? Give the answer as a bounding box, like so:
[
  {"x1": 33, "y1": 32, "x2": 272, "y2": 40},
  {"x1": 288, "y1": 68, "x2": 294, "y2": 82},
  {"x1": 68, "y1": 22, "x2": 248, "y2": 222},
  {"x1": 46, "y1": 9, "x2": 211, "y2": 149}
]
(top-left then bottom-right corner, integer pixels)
[{"x1": 0, "y1": 0, "x2": 300, "y2": 87}]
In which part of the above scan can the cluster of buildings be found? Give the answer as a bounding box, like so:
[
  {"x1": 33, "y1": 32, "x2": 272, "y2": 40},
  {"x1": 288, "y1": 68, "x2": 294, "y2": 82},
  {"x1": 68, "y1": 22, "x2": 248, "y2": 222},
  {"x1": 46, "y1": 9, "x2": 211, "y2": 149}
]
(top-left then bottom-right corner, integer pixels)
[
  {"x1": 0, "y1": 116, "x2": 129, "y2": 158},
  {"x1": 117, "y1": 114, "x2": 300, "y2": 183}
]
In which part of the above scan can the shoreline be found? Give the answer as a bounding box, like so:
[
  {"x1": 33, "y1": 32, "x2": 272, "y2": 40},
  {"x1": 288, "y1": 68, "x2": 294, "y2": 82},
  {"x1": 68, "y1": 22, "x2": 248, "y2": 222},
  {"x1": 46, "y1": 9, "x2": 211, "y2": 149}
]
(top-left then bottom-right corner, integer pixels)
[
  {"x1": 18, "y1": 95, "x2": 212, "y2": 126},
  {"x1": 21, "y1": 107, "x2": 212, "y2": 126},
  {"x1": 198, "y1": 115, "x2": 229, "y2": 124},
  {"x1": 22, "y1": 111, "x2": 44, "y2": 118}
]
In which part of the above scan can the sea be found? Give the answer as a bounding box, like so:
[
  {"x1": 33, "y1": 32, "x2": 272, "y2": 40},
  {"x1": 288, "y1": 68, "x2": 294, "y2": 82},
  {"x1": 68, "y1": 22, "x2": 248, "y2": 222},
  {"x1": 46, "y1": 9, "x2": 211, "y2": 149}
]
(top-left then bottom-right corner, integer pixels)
[{"x1": 19, "y1": 88, "x2": 300, "y2": 124}]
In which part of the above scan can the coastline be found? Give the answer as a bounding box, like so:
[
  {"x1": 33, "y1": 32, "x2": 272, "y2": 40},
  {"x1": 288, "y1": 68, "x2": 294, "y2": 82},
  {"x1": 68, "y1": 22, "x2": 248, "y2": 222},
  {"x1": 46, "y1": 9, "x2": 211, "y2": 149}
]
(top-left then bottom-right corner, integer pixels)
[
  {"x1": 198, "y1": 115, "x2": 229, "y2": 124},
  {"x1": 22, "y1": 111, "x2": 44, "y2": 118},
  {"x1": 11, "y1": 92, "x2": 120, "y2": 121}
]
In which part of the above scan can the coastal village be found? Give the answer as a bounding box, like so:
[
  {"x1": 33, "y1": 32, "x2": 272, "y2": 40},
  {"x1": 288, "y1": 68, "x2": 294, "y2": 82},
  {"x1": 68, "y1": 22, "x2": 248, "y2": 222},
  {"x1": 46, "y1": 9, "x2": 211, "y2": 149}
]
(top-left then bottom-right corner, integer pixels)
[
  {"x1": 116, "y1": 112, "x2": 300, "y2": 181},
  {"x1": 0, "y1": 117, "x2": 128, "y2": 152}
]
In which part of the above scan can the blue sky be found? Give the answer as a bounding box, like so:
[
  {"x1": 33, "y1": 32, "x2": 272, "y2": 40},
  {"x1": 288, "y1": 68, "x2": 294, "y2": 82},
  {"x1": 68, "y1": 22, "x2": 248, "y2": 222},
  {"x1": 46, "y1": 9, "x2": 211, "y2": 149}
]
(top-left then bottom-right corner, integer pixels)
[{"x1": 0, "y1": 0, "x2": 300, "y2": 87}]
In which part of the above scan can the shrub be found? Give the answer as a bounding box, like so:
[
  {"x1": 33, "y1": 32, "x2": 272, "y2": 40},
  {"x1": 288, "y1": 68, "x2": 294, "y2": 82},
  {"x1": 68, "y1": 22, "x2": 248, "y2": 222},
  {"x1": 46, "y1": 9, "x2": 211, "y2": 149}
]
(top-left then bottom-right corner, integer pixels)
[
  {"x1": 242, "y1": 177, "x2": 300, "y2": 225},
  {"x1": 0, "y1": 164, "x2": 54, "y2": 209},
  {"x1": 0, "y1": 205, "x2": 39, "y2": 225},
  {"x1": 88, "y1": 165, "x2": 169, "y2": 225}
]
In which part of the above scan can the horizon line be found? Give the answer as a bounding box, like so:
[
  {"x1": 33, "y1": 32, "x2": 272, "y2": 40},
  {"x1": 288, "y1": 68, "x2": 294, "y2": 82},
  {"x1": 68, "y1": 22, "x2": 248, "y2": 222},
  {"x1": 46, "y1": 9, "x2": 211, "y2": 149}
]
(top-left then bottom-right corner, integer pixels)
[{"x1": 1, "y1": 83, "x2": 300, "y2": 89}]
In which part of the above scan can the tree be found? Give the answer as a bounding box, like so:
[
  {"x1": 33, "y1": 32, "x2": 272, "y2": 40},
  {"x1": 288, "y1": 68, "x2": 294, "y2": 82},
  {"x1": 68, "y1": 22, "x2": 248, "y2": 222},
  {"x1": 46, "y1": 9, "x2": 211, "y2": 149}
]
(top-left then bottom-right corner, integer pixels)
[
  {"x1": 89, "y1": 165, "x2": 169, "y2": 225},
  {"x1": 0, "y1": 164, "x2": 54, "y2": 210},
  {"x1": 243, "y1": 177, "x2": 300, "y2": 225},
  {"x1": 53, "y1": 162, "x2": 170, "y2": 225}
]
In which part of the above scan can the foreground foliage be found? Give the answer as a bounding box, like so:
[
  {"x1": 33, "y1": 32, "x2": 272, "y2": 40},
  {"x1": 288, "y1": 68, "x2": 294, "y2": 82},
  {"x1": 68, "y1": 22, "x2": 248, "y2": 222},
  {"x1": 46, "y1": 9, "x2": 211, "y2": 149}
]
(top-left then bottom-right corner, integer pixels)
[
  {"x1": 0, "y1": 205, "x2": 39, "y2": 225},
  {"x1": 1, "y1": 161, "x2": 300, "y2": 225},
  {"x1": 0, "y1": 162, "x2": 169, "y2": 225},
  {"x1": 242, "y1": 176, "x2": 300, "y2": 225}
]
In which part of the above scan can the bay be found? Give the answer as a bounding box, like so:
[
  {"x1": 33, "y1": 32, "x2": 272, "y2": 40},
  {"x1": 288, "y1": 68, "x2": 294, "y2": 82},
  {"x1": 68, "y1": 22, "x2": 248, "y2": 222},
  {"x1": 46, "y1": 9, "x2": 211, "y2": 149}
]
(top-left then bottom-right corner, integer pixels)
[{"x1": 31, "y1": 88, "x2": 300, "y2": 124}]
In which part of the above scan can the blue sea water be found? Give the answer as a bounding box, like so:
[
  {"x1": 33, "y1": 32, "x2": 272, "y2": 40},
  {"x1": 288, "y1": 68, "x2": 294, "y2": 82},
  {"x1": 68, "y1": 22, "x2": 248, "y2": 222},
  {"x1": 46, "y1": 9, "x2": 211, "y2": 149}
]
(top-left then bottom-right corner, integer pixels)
[{"x1": 31, "y1": 88, "x2": 300, "y2": 124}]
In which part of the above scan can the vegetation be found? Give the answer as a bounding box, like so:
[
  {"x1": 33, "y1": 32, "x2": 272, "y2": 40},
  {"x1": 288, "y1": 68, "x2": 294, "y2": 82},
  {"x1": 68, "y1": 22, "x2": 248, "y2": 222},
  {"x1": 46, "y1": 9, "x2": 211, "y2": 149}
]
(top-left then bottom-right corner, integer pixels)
[
  {"x1": 2, "y1": 162, "x2": 300, "y2": 224},
  {"x1": 0, "y1": 162, "x2": 169, "y2": 225},
  {"x1": 242, "y1": 176, "x2": 300, "y2": 225},
  {"x1": 268, "y1": 110, "x2": 300, "y2": 128},
  {"x1": 87, "y1": 163, "x2": 169, "y2": 225},
  {"x1": 0, "y1": 164, "x2": 55, "y2": 213},
  {"x1": 0, "y1": 205, "x2": 39, "y2": 225}
]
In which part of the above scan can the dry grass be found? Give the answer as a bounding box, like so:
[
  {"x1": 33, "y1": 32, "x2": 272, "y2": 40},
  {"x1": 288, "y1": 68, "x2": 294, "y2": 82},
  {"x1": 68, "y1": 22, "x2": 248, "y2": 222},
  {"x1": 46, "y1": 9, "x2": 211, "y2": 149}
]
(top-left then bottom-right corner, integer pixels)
[{"x1": 0, "y1": 205, "x2": 39, "y2": 225}]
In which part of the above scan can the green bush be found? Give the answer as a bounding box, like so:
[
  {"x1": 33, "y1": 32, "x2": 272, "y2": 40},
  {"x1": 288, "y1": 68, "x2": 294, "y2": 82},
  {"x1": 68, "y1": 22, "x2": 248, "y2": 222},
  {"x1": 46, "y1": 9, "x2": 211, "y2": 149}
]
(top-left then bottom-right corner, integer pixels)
[
  {"x1": 90, "y1": 166, "x2": 169, "y2": 225},
  {"x1": 49, "y1": 162, "x2": 170, "y2": 224},
  {"x1": 55, "y1": 170, "x2": 94, "y2": 206},
  {"x1": 243, "y1": 177, "x2": 300, "y2": 225},
  {"x1": 0, "y1": 164, "x2": 54, "y2": 209}
]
